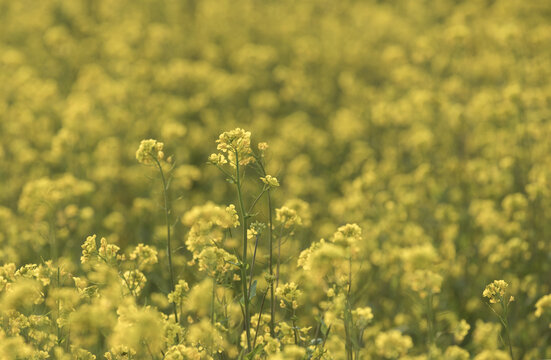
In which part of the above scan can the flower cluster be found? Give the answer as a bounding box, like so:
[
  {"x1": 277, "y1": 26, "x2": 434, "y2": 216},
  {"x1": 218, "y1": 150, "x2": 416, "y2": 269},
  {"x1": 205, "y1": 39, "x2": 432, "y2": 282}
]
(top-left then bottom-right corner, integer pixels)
[
  {"x1": 211, "y1": 128, "x2": 254, "y2": 167},
  {"x1": 135, "y1": 139, "x2": 164, "y2": 165},
  {"x1": 260, "y1": 175, "x2": 280, "y2": 188},
  {"x1": 375, "y1": 330, "x2": 413, "y2": 359},
  {"x1": 483, "y1": 280, "x2": 509, "y2": 304},
  {"x1": 3, "y1": 0, "x2": 551, "y2": 357},
  {"x1": 276, "y1": 282, "x2": 302, "y2": 310},
  {"x1": 275, "y1": 207, "x2": 302, "y2": 229}
]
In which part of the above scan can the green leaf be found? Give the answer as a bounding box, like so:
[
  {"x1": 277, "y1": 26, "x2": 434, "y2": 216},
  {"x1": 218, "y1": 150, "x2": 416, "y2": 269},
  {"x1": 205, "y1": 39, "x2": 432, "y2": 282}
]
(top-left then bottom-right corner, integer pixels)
[
  {"x1": 249, "y1": 280, "x2": 257, "y2": 300},
  {"x1": 245, "y1": 344, "x2": 263, "y2": 359}
]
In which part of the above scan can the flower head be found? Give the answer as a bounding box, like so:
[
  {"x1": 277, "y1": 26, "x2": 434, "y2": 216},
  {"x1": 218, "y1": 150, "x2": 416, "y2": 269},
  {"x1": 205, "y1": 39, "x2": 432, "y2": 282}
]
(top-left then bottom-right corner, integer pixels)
[
  {"x1": 213, "y1": 128, "x2": 254, "y2": 167},
  {"x1": 275, "y1": 206, "x2": 301, "y2": 228},
  {"x1": 275, "y1": 282, "x2": 302, "y2": 310},
  {"x1": 261, "y1": 175, "x2": 280, "y2": 188},
  {"x1": 375, "y1": 330, "x2": 413, "y2": 359},
  {"x1": 331, "y1": 223, "x2": 362, "y2": 247},
  {"x1": 136, "y1": 139, "x2": 164, "y2": 165},
  {"x1": 483, "y1": 280, "x2": 509, "y2": 304},
  {"x1": 535, "y1": 294, "x2": 551, "y2": 318}
]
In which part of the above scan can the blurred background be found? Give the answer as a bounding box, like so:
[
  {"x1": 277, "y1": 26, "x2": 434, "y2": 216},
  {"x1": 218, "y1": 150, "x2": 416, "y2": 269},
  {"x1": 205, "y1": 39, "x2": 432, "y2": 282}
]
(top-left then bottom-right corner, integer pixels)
[{"x1": 1, "y1": 0, "x2": 551, "y2": 357}]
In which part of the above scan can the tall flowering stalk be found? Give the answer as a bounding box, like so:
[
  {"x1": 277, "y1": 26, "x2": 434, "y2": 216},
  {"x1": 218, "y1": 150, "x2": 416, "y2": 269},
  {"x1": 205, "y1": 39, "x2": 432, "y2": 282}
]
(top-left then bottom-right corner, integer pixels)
[
  {"x1": 483, "y1": 280, "x2": 515, "y2": 360},
  {"x1": 209, "y1": 128, "x2": 255, "y2": 352},
  {"x1": 209, "y1": 129, "x2": 279, "y2": 354},
  {"x1": 136, "y1": 139, "x2": 178, "y2": 323},
  {"x1": 254, "y1": 142, "x2": 277, "y2": 337}
]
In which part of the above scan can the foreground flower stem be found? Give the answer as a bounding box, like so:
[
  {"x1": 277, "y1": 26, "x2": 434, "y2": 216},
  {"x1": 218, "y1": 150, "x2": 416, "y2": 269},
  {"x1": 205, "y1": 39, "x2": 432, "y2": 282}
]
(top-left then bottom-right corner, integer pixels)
[
  {"x1": 235, "y1": 150, "x2": 252, "y2": 352},
  {"x1": 344, "y1": 257, "x2": 354, "y2": 360},
  {"x1": 153, "y1": 157, "x2": 178, "y2": 324},
  {"x1": 211, "y1": 277, "x2": 216, "y2": 325},
  {"x1": 255, "y1": 157, "x2": 276, "y2": 337},
  {"x1": 500, "y1": 301, "x2": 514, "y2": 360},
  {"x1": 426, "y1": 292, "x2": 435, "y2": 356},
  {"x1": 485, "y1": 295, "x2": 514, "y2": 360},
  {"x1": 267, "y1": 189, "x2": 275, "y2": 337}
]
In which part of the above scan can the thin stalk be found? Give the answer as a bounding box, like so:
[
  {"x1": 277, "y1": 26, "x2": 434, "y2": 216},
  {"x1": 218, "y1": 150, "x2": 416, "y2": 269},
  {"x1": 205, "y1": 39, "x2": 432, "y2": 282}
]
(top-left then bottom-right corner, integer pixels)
[
  {"x1": 248, "y1": 187, "x2": 267, "y2": 214},
  {"x1": 153, "y1": 157, "x2": 178, "y2": 323},
  {"x1": 292, "y1": 308, "x2": 299, "y2": 345},
  {"x1": 211, "y1": 277, "x2": 216, "y2": 325},
  {"x1": 252, "y1": 288, "x2": 269, "y2": 348},
  {"x1": 235, "y1": 151, "x2": 252, "y2": 352},
  {"x1": 255, "y1": 158, "x2": 275, "y2": 336},
  {"x1": 345, "y1": 257, "x2": 353, "y2": 360},
  {"x1": 267, "y1": 189, "x2": 275, "y2": 337},
  {"x1": 504, "y1": 323, "x2": 514, "y2": 360},
  {"x1": 249, "y1": 235, "x2": 260, "y2": 292},
  {"x1": 427, "y1": 293, "x2": 434, "y2": 356},
  {"x1": 276, "y1": 228, "x2": 283, "y2": 287},
  {"x1": 56, "y1": 266, "x2": 61, "y2": 346},
  {"x1": 487, "y1": 298, "x2": 514, "y2": 360},
  {"x1": 501, "y1": 301, "x2": 514, "y2": 360},
  {"x1": 343, "y1": 307, "x2": 352, "y2": 360}
]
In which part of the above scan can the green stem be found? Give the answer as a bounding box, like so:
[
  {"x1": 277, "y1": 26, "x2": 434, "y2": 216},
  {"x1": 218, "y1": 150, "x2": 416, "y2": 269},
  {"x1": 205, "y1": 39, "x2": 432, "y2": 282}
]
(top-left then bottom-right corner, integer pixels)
[
  {"x1": 235, "y1": 151, "x2": 252, "y2": 352},
  {"x1": 153, "y1": 157, "x2": 178, "y2": 324},
  {"x1": 501, "y1": 301, "x2": 514, "y2": 360},
  {"x1": 211, "y1": 277, "x2": 216, "y2": 325},
  {"x1": 253, "y1": 288, "x2": 269, "y2": 348},
  {"x1": 267, "y1": 189, "x2": 275, "y2": 337},
  {"x1": 249, "y1": 235, "x2": 260, "y2": 293},
  {"x1": 56, "y1": 266, "x2": 61, "y2": 346},
  {"x1": 292, "y1": 308, "x2": 299, "y2": 345},
  {"x1": 248, "y1": 187, "x2": 267, "y2": 214},
  {"x1": 345, "y1": 257, "x2": 354, "y2": 360},
  {"x1": 427, "y1": 293, "x2": 434, "y2": 356},
  {"x1": 255, "y1": 158, "x2": 275, "y2": 337}
]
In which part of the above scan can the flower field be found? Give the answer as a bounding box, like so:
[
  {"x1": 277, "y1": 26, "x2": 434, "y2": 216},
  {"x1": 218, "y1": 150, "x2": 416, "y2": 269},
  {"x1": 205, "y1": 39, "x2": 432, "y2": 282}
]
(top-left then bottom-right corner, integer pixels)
[{"x1": 1, "y1": 0, "x2": 551, "y2": 359}]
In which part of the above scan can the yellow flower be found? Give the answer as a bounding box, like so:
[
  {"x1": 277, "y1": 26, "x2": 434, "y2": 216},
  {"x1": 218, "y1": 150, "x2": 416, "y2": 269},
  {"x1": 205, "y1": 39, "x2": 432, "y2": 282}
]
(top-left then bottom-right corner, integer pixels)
[
  {"x1": 129, "y1": 244, "x2": 158, "y2": 271},
  {"x1": 331, "y1": 223, "x2": 362, "y2": 247},
  {"x1": 404, "y1": 269, "x2": 443, "y2": 299},
  {"x1": 482, "y1": 280, "x2": 509, "y2": 304},
  {"x1": 168, "y1": 280, "x2": 190, "y2": 305},
  {"x1": 352, "y1": 306, "x2": 374, "y2": 328},
  {"x1": 214, "y1": 128, "x2": 254, "y2": 167},
  {"x1": 444, "y1": 346, "x2": 470, "y2": 360},
  {"x1": 80, "y1": 235, "x2": 97, "y2": 264},
  {"x1": 122, "y1": 270, "x2": 147, "y2": 296},
  {"x1": 454, "y1": 319, "x2": 470, "y2": 343},
  {"x1": 275, "y1": 282, "x2": 302, "y2": 309},
  {"x1": 535, "y1": 294, "x2": 551, "y2": 317},
  {"x1": 136, "y1": 139, "x2": 164, "y2": 165},
  {"x1": 261, "y1": 175, "x2": 280, "y2": 187},
  {"x1": 275, "y1": 206, "x2": 301, "y2": 228},
  {"x1": 375, "y1": 330, "x2": 413, "y2": 359},
  {"x1": 208, "y1": 153, "x2": 227, "y2": 166},
  {"x1": 258, "y1": 142, "x2": 269, "y2": 151}
]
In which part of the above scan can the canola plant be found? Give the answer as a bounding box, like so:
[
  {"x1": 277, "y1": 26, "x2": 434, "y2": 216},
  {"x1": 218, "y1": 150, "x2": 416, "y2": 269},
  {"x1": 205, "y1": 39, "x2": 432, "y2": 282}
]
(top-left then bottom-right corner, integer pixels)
[{"x1": 1, "y1": 0, "x2": 551, "y2": 359}]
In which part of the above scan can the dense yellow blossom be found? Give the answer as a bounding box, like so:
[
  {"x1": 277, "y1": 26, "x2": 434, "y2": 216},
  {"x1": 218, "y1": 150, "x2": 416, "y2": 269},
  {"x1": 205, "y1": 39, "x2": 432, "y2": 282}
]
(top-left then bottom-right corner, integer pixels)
[
  {"x1": 135, "y1": 139, "x2": 164, "y2": 165},
  {"x1": 445, "y1": 346, "x2": 470, "y2": 360},
  {"x1": 483, "y1": 280, "x2": 509, "y2": 304},
  {"x1": 276, "y1": 282, "x2": 303, "y2": 310},
  {"x1": 275, "y1": 207, "x2": 301, "y2": 229},
  {"x1": 214, "y1": 128, "x2": 254, "y2": 167},
  {"x1": 375, "y1": 330, "x2": 413, "y2": 359},
  {"x1": 261, "y1": 175, "x2": 280, "y2": 188},
  {"x1": 535, "y1": 294, "x2": 551, "y2": 318},
  {"x1": 129, "y1": 243, "x2": 158, "y2": 271},
  {"x1": 2, "y1": 0, "x2": 551, "y2": 358},
  {"x1": 454, "y1": 319, "x2": 471, "y2": 343},
  {"x1": 404, "y1": 269, "x2": 443, "y2": 299}
]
